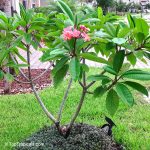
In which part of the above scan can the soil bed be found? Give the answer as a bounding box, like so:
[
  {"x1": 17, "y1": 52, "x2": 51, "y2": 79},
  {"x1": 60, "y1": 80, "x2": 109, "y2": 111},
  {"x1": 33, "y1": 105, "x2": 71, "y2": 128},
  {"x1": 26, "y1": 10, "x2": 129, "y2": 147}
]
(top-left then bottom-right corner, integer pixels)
[
  {"x1": 0, "y1": 69, "x2": 51, "y2": 95},
  {"x1": 16, "y1": 123, "x2": 123, "y2": 150}
]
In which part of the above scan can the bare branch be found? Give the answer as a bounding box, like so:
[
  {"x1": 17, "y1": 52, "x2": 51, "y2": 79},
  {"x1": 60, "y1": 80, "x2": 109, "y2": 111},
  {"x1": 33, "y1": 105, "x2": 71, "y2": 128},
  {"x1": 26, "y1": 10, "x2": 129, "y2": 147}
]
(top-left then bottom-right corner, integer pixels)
[
  {"x1": 14, "y1": 78, "x2": 29, "y2": 84},
  {"x1": 68, "y1": 48, "x2": 87, "y2": 130},
  {"x1": 11, "y1": 54, "x2": 53, "y2": 83},
  {"x1": 86, "y1": 70, "x2": 106, "y2": 89},
  {"x1": 68, "y1": 88, "x2": 86, "y2": 129},
  {"x1": 26, "y1": 44, "x2": 57, "y2": 123},
  {"x1": 79, "y1": 81, "x2": 84, "y2": 88},
  {"x1": 125, "y1": 46, "x2": 143, "y2": 56},
  {"x1": 86, "y1": 81, "x2": 96, "y2": 89},
  {"x1": 32, "y1": 63, "x2": 53, "y2": 81},
  {"x1": 86, "y1": 91, "x2": 94, "y2": 94},
  {"x1": 57, "y1": 78, "x2": 73, "y2": 123},
  {"x1": 10, "y1": 54, "x2": 30, "y2": 81}
]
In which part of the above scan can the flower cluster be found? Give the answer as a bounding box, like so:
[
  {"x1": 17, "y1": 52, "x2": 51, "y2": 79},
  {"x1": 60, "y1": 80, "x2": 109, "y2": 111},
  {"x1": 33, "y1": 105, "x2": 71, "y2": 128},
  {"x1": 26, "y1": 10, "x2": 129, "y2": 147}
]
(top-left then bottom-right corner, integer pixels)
[{"x1": 62, "y1": 25, "x2": 90, "y2": 42}]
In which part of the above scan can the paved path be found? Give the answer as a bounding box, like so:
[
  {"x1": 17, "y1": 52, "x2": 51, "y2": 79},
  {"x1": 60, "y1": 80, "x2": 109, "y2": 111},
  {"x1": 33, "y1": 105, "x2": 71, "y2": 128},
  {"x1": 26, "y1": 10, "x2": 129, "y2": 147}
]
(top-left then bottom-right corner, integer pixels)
[{"x1": 18, "y1": 48, "x2": 50, "y2": 69}]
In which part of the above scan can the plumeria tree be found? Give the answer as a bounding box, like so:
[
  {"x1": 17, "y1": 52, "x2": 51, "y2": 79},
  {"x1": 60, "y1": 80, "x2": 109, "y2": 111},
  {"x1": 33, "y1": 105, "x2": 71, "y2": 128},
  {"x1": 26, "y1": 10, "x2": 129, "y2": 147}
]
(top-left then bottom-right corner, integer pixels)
[
  {"x1": 1, "y1": 0, "x2": 150, "y2": 138},
  {"x1": 40, "y1": 1, "x2": 150, "y2": 137}
]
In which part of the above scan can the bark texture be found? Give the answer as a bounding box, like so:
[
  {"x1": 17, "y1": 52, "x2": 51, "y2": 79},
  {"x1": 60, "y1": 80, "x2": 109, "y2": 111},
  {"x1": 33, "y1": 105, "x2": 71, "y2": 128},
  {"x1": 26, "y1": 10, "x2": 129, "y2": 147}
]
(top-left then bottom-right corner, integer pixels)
[{"x1": 0, "y1": 0, "x2": 11, "y2": 16}]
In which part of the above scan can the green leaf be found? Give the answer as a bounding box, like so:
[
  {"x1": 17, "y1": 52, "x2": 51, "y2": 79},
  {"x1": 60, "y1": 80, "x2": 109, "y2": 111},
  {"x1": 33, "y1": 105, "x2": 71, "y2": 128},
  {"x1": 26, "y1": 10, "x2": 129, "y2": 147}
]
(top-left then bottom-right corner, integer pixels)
[
  {"x1": 98, "y1": 7, "x2": 103, "y2": 20},
  {"x1": 104, "y1": 22, "x2": 116, "y2": 37},
  {"x1": 74, "y1": 14, "x2": 78, "y2": 26},
  {"x1": 94, "y1": 86, "x2": 106, "y2": 97},
  {"x1": 6, "y1": 63, "x2": 28, "y2": 68},
  {"x1": 57, "y1": 0, "x2": 74, "y2": 23},
  {"x1": 144, "y1": 51, "x2": 150, "y2": 60},
  {"x1": 52, "y1": 56, "x2": 69, "y2": 76},
  {"x1": 123, "y1": 81, "x2": 148, "y2": 96},
  {"x1": 69, "y1": 57, "x2": 80, "y2": 81},
  {"x1": 135, "y1": 51, "x2": 144, "y2": 60},
  {"x1": 87, "y1": 75, "x2": 110, "y2": 81},
  {"x1": 135, "y1": 32, "x2": 145, "y2": 43},
  {"x1": 103, "y1": 65, "x2": 117, "y2": 75},
  {"x1": 24, "y1": 33, "x2": 32, "y2": 44},
  {"x1": 26, "y1": 9, "x2": 34, "y2": 23},
  {"x1": 41, "y1": 48, "x2": 67, "y2": 62},
  {"x1": 127, "y1": 53, "x2": 137, "y2": 66},
  {"x1": 115, "y1": 83, "x2": 134, "y2": 106},
  {"x1": 113, "y1": 50, "x2": 125, "y2": 73},
  {"x1": 0, "y1": 49, "x2": 9, "y2": 64},
  {"x1": 0, "y1": 11, "x2": 8, "y2": 23},
  {"x1": 112, "y1": 38, "x2": 126, "y2": 45},
  {"x1": 80, "y1": 18, "x2": 100, "y2": 24},
  {"x1": 106, "y1": 89, "x2": 119, "y2": 116},
  {"x1": 119, "y1": 63, "x2": 131, "y2": 75},
  {"x1": 80, "y1": 53, "x2": 108, "y2": 64},
  {"x1": 127, "y1": 13, "x2": 135, "y2": 29},
  {"x1": 117, "y1": 27, "x2": 130, "y2": 38},
  {"x1": 54, "y1": 64, "x2": 69, "y2": 87},
  {"x1": 81, "y1": 64, "x2": 89, "y2": 72},
  {"x1": 102, "y1": 78, "x2": 111, "y2": 85},
  {"x1": 122, "y1": 70, "x2": 150, "y2": 80},
  {"x1": 19, "y1": 3, "x2": 27, "y2": 23},
  {"x1": 11, "y1": 36, "x2": 23, "y2": 49},
  {"x1": 15, "y1": 51, "x2": 27, "y2": 63},
  {"x1": 135, "y1": 18, "x2": 149, "y2": 37}
]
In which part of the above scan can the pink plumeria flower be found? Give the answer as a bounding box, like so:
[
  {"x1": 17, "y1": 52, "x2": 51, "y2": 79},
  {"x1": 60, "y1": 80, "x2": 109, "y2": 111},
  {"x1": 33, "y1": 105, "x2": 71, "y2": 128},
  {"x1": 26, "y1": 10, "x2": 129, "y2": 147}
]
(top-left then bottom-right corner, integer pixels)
[
  {"x1": 80, "y1": 25, "x2": 90, "y2": 33},
  {"x1": 81, "y1": 32, "x2": 90, "y2": 42},
  {"x1": 72, "y1": 29, "x2": 81, "y2": 38},
  {"x1": 62, "y1": 26, "x2": 73, "y2": 40},
  {"x1": 63, "y1": 26, "x2": 73, "y2": 32},
  {"x1": 62, "y1": 25, "x2": 90, "y2": 41}
]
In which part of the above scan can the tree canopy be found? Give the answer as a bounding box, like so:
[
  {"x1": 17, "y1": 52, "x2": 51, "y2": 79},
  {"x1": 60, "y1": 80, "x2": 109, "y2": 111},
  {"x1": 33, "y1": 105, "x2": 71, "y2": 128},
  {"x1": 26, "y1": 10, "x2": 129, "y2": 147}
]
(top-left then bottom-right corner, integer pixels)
[{"x1": 96, "y1": 0, "x2": 115, "y2": 12}]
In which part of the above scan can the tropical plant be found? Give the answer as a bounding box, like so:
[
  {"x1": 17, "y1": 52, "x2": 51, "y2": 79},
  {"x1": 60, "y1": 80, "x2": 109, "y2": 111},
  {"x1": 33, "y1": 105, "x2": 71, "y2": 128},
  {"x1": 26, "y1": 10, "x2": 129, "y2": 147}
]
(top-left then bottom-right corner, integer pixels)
[
  {"x1": 39, "y1": 2, "x2": 150, "y2": 137},
  {"x1": 0, "y1": 4, "x2": 48, "y2": 93},
  {"x1": 0, "y1": 11, "x2": 23, "y2": 93},
  {"x1": 0, "y1": 0, "x2": 150, "y2": 139}
]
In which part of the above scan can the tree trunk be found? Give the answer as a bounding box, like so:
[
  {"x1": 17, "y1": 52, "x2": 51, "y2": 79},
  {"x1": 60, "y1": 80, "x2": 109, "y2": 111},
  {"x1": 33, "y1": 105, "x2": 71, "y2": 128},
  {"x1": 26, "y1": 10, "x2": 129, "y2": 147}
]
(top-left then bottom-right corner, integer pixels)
[
  {"x1": 3, "y1": 68, "x2": 11, "y2": 94},
  {"x1": 0, "y1": 0, "x2": 11, "y2": 16}
]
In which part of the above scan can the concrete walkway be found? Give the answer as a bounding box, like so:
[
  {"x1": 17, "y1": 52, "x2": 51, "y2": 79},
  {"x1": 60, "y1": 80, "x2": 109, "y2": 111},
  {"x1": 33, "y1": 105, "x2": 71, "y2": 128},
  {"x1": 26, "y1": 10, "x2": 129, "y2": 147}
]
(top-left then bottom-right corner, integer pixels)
[{"x1": 18, "y1": 48, "x2": 50, "y2": 69}]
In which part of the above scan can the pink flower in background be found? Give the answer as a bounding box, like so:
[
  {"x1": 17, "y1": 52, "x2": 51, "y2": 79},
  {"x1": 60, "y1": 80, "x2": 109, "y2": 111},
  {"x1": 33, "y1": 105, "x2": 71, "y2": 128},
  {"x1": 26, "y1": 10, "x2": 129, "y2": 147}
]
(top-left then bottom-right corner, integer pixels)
[
  {"x1": 81, "y1": 32, "x2": 90, "y2": 42},
  {"x1": 72, "y1": 29, "x2": 81, "y2": 38},
  {"x1": 80, "y1": 25, "x2": 90, "y2": 33}
]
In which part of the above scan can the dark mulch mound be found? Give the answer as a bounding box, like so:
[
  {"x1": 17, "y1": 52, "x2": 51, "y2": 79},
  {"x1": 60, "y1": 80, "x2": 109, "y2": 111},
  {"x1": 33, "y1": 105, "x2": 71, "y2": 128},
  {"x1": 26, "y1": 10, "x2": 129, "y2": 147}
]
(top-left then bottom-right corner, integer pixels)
[
  {"x1": 0, "y1": 69, "x2": 51, "y2": 95},
  {"x1": 16, "y1": 123, "x2": 123, "y2": 150}
]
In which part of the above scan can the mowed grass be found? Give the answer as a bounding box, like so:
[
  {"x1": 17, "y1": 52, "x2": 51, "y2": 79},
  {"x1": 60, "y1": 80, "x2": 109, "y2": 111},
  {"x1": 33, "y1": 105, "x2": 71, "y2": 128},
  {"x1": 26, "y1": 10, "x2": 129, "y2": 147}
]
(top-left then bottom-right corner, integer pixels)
[{"x1": 0, "y1": 68, "x2": 150, "y2": 150}]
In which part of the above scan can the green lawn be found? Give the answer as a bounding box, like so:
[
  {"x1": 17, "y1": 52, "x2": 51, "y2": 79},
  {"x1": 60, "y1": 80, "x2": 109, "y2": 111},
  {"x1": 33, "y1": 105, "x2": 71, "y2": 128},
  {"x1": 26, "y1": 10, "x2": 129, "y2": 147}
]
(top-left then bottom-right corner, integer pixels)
[{"x1": 0, "y1": 69, "x2": 150, "y2": 150}]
